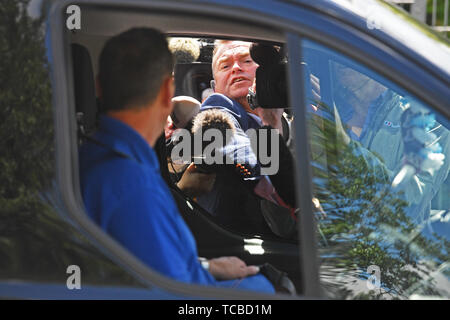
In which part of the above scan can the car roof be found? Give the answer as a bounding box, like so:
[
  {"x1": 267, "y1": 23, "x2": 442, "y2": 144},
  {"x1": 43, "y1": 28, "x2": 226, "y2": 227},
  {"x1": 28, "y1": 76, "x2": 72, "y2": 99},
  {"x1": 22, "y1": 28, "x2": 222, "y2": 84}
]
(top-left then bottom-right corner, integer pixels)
[
  {"x1": 55, "y1": 0, "x2": 450, "y2": 81},
  {"x1": 49, "y1": 0, "x2": 450, "y2": 111},
  {"x1": 172, "y1": 0, "x2": 450, "y2": 81}
]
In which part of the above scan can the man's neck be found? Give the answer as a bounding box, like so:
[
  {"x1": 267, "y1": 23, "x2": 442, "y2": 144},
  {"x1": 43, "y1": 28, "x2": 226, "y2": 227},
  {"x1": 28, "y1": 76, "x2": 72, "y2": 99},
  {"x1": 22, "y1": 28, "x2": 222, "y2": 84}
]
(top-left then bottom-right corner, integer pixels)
[
  {"x1": 107, "y1": 107, "x2": 162, "y2": 148},
  {"x1": 235, "y1": 96, "x2": 257, "y2": 116}
]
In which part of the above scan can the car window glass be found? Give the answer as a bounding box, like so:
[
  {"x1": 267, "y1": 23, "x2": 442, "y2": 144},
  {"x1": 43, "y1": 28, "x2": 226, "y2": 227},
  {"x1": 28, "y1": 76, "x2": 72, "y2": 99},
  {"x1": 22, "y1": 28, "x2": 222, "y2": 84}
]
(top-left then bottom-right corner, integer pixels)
[{"x1": 302, "y1": 39, "x2": 450, "y2": 299}]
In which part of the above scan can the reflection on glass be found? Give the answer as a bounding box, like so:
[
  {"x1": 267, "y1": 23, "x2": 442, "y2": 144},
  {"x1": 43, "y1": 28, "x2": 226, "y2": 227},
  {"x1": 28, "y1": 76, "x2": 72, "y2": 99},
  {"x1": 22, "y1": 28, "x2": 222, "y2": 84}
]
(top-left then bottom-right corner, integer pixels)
[{"x1": 303, "y1": 39, "x2": 450, "y2": 299}]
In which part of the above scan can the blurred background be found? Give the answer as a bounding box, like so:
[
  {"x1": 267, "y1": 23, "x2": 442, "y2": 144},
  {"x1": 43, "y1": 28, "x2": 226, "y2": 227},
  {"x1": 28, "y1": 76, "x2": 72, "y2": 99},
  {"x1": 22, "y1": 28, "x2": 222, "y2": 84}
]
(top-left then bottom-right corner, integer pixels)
[{"x1": 388, "y1": 0, "x2": 450, "y2": 37}]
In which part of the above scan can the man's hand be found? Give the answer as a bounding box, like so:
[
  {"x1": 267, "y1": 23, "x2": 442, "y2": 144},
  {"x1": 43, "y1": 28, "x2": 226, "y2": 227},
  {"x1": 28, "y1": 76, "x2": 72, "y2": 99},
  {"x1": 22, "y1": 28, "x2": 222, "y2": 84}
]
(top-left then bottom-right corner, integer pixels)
[
  {"x1": 208, "y1": 256, "x2": 260, "y2": 280},
  {"x1": 176, "y1": 163, "x2": 216, "y2": 198},
  {"x1": 254, "y1": 107, "x2": 284, "y2": 136}
]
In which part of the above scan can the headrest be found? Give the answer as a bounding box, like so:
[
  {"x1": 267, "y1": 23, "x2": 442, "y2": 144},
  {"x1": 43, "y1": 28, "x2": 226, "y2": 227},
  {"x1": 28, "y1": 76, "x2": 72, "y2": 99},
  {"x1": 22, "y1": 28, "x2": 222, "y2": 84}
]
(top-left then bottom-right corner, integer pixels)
[
  {"x1": 174, "y1": 62, "x2": 213, "y2": 102},
  {"x1": 71, "y1": 43, "x2": 97, "y2": 136}
]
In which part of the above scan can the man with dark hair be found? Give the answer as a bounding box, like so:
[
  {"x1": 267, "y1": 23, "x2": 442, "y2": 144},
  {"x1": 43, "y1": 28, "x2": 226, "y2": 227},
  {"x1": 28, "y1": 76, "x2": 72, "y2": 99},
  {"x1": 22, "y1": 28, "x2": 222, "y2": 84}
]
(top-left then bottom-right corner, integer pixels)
[
  {"x1": 98, "y1": 28, "x2": 174, "y2": 113},
  {"x1": 79, "y1": 28, "x2": 274, "y2": 293}
]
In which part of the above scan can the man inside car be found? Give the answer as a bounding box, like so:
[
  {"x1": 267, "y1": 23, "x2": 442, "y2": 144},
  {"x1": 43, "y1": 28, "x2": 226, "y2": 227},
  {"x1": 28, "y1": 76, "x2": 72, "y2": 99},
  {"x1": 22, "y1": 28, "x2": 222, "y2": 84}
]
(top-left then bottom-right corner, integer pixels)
[{"x1": 79, "y1": 28, "x2": 276, "y2": 293}]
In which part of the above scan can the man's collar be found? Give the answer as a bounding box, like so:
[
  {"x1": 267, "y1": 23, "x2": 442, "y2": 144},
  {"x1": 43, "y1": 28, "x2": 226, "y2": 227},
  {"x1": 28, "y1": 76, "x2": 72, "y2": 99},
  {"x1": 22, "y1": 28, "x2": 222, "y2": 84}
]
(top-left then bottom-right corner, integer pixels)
[{"x1": 96, "y1": 114, "x2": 159, "y2": 168}]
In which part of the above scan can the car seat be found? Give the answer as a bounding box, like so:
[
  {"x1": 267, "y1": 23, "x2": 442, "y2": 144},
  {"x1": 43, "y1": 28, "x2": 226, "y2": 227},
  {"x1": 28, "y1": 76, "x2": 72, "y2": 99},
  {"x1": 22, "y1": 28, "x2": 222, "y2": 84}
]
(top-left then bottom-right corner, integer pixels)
[
  {"x1": 71, "y1": 43, "x2": 98, "y2": 141},
  {"x1": 174, "y1": 62, "x2": 213, "y2": 102}
]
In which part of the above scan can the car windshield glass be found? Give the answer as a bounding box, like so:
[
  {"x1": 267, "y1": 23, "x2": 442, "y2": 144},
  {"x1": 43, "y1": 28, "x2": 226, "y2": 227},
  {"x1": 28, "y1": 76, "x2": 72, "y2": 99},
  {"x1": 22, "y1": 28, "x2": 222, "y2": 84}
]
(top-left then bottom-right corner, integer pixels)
[{"x1": 302, "y1": 38, "x2": 450, "y2": 299}]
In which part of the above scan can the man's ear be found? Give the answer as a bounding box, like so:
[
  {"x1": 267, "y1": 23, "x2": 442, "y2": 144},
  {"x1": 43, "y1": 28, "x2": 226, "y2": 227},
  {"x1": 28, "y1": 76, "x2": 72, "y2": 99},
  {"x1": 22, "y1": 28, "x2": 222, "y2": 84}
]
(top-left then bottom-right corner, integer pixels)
[{"x1": 161, "y1": 75, "x2": 175, "y2": 111}]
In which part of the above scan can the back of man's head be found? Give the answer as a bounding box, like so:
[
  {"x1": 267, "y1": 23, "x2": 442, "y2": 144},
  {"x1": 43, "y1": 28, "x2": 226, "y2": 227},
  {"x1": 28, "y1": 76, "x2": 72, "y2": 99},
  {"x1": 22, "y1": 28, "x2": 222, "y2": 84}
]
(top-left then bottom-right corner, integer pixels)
[{"x1": 98, "y1": 28, "x2": 174, "y2": 112}]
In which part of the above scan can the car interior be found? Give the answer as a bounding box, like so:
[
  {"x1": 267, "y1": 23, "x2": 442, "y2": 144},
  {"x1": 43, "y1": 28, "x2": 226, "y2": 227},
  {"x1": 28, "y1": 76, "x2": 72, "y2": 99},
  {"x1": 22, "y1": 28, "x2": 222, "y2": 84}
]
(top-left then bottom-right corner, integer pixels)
[
  {"x1": 68, "y1": 4, "x2": 304, "y2": 293},
  {"x1": 65, "y1": 3, "x2": 450, "y2": 298}
]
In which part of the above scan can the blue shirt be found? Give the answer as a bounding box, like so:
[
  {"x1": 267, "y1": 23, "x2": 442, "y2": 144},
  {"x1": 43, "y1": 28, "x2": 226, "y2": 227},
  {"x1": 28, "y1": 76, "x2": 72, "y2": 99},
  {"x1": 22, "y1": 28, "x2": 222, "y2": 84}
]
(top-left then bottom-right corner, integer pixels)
[{"x1": 79, "y1": 115, "x2": 274, "y2": 293}]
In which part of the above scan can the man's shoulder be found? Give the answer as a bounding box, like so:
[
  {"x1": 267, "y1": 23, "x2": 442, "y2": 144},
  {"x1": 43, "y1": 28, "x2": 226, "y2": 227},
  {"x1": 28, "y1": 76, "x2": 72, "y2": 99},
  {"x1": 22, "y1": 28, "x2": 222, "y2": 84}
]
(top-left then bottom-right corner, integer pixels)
[
  {"x1": 80, "y1": 144, "x2": 155, "y2": 193},
  {"x1": 201, "y1": 93, "x2": 243, "y2": 115},
  {"x1": 201, "y1": 93, "x2": 234, "y2": 108},
  {"x1": 201, "y1": 93, "x2": 254, "y2": 130}
]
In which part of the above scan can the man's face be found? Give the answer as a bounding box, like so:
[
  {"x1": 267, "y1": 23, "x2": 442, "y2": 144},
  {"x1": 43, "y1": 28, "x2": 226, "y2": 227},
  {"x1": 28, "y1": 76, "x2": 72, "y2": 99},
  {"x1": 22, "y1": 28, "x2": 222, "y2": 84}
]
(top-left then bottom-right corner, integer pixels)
[{"x1": 212, "y1": 42, "x2": 258, "y2": 101}]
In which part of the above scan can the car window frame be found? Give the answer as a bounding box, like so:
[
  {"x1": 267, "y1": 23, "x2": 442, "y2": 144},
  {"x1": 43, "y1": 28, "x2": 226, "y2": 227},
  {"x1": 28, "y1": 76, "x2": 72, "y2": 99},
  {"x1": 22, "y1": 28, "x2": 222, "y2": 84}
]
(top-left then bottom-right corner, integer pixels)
[
  {"x1": 48, "y1": 0, "x2": 309, "y2": 300},
  {"x1": 48, "y1": 0, "x2": 450, "y2": 299}
]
